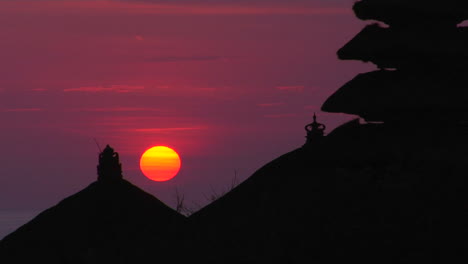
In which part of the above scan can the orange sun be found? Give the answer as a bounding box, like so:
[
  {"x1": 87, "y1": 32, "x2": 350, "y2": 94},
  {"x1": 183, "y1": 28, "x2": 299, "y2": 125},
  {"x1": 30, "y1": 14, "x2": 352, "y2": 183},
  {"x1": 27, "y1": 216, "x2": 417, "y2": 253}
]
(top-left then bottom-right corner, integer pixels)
[{"x1": 140, "y1": 146, "x2": 181, "y2": 182}]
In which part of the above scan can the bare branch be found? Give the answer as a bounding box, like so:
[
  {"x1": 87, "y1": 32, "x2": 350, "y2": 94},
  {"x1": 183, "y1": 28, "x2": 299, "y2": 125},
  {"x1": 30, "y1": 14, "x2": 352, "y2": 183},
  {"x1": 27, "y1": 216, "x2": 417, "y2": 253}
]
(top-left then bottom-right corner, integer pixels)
[{"x1": 174, "y1": 188, "x2": 185, "y2": 214}]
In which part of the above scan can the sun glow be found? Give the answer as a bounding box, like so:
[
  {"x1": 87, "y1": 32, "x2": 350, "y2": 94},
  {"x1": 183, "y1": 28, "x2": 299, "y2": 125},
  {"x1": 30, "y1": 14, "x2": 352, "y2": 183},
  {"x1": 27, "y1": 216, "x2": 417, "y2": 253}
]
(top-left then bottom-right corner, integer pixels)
[{"x1": 140, "y1": 146, "x2": 181, "y2": 182}]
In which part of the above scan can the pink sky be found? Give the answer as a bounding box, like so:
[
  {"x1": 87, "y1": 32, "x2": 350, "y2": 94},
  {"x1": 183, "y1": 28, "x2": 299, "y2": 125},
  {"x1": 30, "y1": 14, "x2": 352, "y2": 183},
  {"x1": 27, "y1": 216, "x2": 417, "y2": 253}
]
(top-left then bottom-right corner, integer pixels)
[{"x1": 0, "y1": 0, "x2": 374, "y2": 211}]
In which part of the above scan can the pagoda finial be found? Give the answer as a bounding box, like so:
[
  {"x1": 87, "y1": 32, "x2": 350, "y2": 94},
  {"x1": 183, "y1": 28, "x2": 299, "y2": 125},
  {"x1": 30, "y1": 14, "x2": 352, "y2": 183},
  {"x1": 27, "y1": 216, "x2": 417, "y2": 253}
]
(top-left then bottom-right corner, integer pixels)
[
  {"x1": 304, "y1": 113, "x2": 326, "y2": 145},
  {"x1": 97, "y1": 145, "x2": 123, "y2": 182}
]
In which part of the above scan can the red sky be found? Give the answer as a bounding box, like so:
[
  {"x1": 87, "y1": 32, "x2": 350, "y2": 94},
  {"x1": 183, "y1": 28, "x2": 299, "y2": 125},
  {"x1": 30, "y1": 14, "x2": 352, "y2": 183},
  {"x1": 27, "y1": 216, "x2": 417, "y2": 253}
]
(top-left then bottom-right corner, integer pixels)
[{"x1": 0, "y1": 0, "x2": 373, "y2": 211}]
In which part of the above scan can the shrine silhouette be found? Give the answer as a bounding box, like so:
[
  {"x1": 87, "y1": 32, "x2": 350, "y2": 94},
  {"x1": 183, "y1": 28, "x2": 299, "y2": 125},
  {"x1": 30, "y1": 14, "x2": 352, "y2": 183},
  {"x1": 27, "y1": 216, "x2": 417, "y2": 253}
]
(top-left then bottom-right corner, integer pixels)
[
  {"x1": 304, "y1": 113, "x2": 326, "y2": 145},
  {"x1": 97, "y1": 145, "x2": 123, "y2": 183}
]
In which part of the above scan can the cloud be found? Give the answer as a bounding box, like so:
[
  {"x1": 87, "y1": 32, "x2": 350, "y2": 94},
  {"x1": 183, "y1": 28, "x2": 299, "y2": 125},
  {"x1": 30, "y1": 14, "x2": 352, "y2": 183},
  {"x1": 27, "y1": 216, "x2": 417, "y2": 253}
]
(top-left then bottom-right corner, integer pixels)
[
  {"x1": 264, "y1": 114, "x2": 297, "y2": 118},
  {"x1": 63, "y1": 85, "x2": 145, "y2": 93},
  {"x1": 138, "y1": 5, "x2": 348, "y2": 16},
  {"x1": 4, "y1": 108, "x2": 42, "y2": 112},
  {"x1": 195, "y1": 87, "x2": 218, "y2": 92},
  {"x1": 73, "y1": 107, "x2": 161, "y2": 112},
  {"x1": 129, "y1": 0, "x2": 314, "y2": 3},
  {"x1": 120, "y1": 0, "x2": 351, "y2": 15},
  {"x1": 0, "y1": 1, "x2": 350, "y2": 16},
  {"x1": 131, "y1": 127, "x2": 206, "y2": 133},
  {"x1": 276, "y1": 85, "x2": 305, "y2": 92},
  {"x1": 303, "y1": 105, "x2": 318, "y2": 110},
  {"x1": 146, "y1": 56, "x2": 227, "y2": 63},
  {"x1": 257, "y1": 102, "x2": 285, "y2": 107}
]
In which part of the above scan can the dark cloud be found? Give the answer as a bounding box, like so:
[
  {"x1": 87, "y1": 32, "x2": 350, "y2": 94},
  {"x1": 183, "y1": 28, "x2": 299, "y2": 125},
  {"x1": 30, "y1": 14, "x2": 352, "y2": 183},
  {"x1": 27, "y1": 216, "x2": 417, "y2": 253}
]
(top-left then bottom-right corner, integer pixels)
[
  {"x1": 4, "y1": 108, "x2": 42, "y2": 112},
  {"x1": 146, "y1": 56, "x2": 226, "y2": 63},
  {"x1": 116, "y1": 0, "x2": 350, "y2": 8},
  {"x1": 264, "y1": 113, "x2": 297, "y2": 118},
  {"x1": 276, "y1": 85, "x2": 305, "y2": 92},
  {"x1": 63, "y1": 85, "x2": 145, "y2": 93},
  {"x1": 122, "y1": 0, "x2": 311, "y2": 3},
  {"x1": 257, "y1": 102, "x2": 285, "y2": 107}
]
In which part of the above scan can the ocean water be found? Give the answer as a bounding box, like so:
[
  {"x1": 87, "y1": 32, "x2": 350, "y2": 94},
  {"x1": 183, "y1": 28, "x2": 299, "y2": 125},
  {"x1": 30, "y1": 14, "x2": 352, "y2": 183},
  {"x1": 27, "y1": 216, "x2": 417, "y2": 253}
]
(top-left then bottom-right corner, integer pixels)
[{"x1": 0, "y1": 210, "x2": 40, "y2": 240}]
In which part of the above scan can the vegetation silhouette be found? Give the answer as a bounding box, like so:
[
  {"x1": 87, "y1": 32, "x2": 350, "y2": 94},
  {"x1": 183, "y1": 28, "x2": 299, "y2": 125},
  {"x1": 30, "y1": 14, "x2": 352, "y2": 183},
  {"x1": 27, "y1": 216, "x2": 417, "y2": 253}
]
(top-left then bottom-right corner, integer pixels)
[{"x1": 1, "y1": 1, "x2": 465, "y2": 263}]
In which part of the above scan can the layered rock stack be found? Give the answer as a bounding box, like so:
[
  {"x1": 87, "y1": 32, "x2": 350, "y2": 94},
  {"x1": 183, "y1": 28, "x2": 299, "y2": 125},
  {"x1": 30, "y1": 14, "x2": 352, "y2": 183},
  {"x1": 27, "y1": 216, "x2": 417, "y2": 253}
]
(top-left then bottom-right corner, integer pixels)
[{"x1": 322, "y1": 0, "x2": 468, "y2": 124}]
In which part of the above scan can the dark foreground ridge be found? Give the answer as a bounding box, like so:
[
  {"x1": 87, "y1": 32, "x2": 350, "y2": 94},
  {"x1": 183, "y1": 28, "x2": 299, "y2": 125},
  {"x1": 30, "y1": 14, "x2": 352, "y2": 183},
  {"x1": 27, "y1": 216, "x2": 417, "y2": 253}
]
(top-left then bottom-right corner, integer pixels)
[
  {"x1": 1, "y1": 125, "x2": 463, "y2": 263},
  {"x1": 188, "y1": 119, "x2": 465, "y2": 264},
  {"x1": 1, "y1": 1, "x2": 466, "y2": 263}
]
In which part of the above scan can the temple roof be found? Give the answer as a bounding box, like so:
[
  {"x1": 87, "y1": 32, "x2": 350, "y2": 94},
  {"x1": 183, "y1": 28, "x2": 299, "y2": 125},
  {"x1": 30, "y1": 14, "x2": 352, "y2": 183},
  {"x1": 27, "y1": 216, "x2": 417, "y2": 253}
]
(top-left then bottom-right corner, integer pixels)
[
  {"x1": 338, "y1": 24, "x2": 468, "y2": 69},
  {"x1": 353, "y1": 0, "x2": 468, "y2": 26},
  {"x1": 321, "y1": 70, "x2": 468, "y2": 122}
]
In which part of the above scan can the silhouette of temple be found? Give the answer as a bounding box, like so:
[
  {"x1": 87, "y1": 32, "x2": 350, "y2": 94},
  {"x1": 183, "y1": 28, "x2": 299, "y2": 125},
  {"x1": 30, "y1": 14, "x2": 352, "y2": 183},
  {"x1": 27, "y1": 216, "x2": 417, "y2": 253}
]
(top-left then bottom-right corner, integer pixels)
[
  {"x1": 97, "y1": 145, "x2": 123, "y2": 182},
  {"x1": 314, "y1": 1, "x2": 466, "y2": 262},
  {"x1": 322, "y1": 0, "x2": 468, "y2": 124},
  {"x1": 304, "y1": 113, "x2": 326, "y2": 145},
  {"x1": 1, "y1": 2, "x2": 466, "y2": 264}
]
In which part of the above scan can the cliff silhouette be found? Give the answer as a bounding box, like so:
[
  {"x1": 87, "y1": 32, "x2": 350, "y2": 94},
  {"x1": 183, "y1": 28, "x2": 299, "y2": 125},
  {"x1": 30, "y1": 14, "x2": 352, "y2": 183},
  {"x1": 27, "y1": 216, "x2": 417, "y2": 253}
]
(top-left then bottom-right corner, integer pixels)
[{"x1": 1, "y1": 1, "x2": 466, "y2": 263}]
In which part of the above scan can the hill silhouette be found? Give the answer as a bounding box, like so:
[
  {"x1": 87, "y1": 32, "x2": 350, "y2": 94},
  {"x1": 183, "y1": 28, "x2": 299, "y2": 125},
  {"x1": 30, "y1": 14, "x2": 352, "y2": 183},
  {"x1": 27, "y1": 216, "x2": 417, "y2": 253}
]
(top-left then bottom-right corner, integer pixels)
[
  {"x1": 185, "y1": 117, "x2": 464, "y2": 264},
  {"x1": 0, "y1": 146, "x2": 186, "y2": 263}
]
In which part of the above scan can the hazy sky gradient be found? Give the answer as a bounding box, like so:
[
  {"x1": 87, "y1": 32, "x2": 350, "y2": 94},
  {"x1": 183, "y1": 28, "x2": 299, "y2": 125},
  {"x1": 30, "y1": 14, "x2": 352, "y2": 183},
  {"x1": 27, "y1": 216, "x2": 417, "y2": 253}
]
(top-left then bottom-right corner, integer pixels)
[{"x1": 0, "y1": 0, "x2": 374, "y2": 211}]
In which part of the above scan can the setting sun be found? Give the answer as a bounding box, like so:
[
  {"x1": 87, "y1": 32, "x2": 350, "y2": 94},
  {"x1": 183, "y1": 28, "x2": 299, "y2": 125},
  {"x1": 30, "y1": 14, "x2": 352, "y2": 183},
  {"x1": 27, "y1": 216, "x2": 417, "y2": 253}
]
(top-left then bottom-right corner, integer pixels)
[{"x1": 140, "y1": 146, "x2": 181, "y2": 182}]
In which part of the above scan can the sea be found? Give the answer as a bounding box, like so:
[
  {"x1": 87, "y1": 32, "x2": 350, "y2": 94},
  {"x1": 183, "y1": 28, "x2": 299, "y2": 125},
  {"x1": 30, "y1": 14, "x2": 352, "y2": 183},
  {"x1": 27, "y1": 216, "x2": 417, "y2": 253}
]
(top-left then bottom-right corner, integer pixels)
[{"x1": 0, "y1": 210, "x2": 41, "y2": 240}]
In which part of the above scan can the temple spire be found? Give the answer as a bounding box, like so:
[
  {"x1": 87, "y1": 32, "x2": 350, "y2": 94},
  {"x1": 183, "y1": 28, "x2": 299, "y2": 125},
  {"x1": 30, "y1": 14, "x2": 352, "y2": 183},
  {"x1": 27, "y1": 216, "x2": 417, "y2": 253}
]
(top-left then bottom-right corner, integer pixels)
[
  {"x1": 304, "y1": 113, "x2": 326, "y2": 145},
  {"x1": 97, "y1": 145, "x2": 123, "y2": 183}
]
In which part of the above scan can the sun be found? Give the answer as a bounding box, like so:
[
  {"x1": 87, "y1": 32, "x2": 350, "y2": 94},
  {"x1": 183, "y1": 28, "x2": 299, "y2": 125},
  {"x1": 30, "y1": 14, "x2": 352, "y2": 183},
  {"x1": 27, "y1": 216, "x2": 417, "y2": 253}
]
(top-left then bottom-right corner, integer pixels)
[{"x1": 140, "y1": 146, "x2": 181, "y2": 182}]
